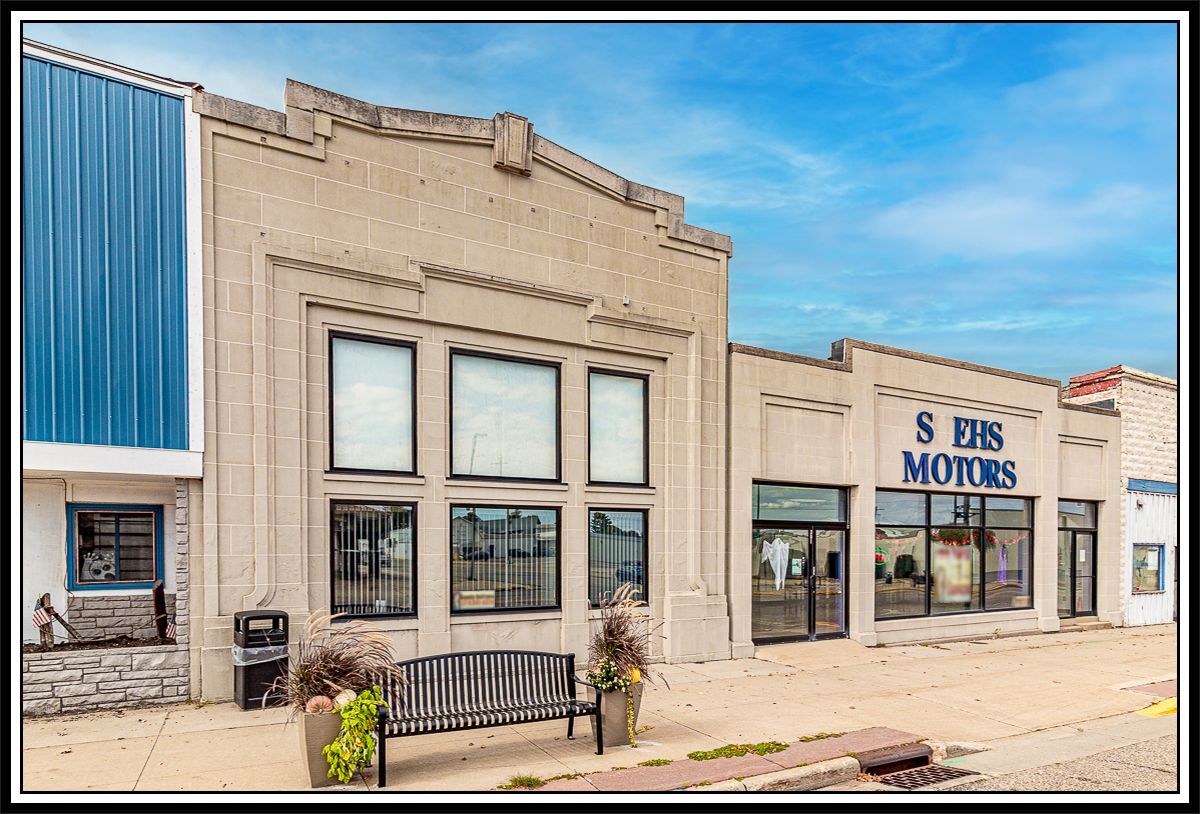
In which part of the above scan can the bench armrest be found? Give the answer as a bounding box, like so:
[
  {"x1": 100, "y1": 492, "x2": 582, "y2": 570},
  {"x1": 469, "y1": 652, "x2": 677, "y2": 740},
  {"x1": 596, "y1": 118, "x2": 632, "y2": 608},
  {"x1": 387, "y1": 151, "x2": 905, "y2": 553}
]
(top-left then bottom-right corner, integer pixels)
[
  {"x1": 572, "y1": 675, "x2": 603, "y2": 707},
  {"x1": 571, "y1": 675, "x2": 599, "y2": 690}
]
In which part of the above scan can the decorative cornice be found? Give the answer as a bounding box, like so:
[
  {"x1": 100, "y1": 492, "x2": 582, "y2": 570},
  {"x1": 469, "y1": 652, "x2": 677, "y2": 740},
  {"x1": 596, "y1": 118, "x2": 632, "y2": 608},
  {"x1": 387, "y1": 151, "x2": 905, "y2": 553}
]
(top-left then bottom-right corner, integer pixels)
[{"x1": 192, "y1": 79, "x2": 732, "y2": 255}]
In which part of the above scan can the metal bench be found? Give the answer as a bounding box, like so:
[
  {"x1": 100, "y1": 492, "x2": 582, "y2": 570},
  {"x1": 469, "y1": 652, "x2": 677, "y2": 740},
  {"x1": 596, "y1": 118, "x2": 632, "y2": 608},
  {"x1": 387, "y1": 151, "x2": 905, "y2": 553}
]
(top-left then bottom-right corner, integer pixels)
[{"x1": 376, "y1": 649, "x2": 602, "y2": 787}]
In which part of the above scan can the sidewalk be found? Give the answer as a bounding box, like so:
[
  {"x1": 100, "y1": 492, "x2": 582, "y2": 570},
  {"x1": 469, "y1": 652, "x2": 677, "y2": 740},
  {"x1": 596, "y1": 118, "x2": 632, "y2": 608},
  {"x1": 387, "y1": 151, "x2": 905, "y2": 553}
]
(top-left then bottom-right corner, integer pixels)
[{"x1": 21, "y1": 623, "x2": 1176, "y2": 792}]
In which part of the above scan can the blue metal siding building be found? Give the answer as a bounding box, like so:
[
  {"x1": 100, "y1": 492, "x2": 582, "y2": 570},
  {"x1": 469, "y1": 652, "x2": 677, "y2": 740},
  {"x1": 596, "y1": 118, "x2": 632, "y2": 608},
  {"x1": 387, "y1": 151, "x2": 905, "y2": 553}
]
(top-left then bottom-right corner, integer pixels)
[{"x1": 22, "y1": 54, "x2": 189, "y2": 450}]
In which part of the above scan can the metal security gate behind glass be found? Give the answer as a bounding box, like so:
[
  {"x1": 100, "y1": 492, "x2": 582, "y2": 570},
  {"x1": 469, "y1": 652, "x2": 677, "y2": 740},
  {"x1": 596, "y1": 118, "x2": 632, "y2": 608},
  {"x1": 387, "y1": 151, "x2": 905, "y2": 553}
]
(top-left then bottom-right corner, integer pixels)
[{"x1": 751, "y1": 483, "x2": 848, "y2": 644}]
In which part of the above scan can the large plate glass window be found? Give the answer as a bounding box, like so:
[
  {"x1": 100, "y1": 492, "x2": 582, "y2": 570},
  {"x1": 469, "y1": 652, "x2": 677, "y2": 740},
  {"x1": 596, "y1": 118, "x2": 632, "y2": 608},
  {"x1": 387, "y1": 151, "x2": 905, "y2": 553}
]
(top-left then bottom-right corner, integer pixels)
[
  {"x1": 67, "y1": 504, "x2": 163, "y2": 589},
  {"x1": 451, "y1": 506, "x2": 559, "y2": 612},
  {"x1": 330, "y1": 333, "x2": 416, "y2": 474},
  {"x1": 330, "y1": 502, "x2": 416, "y2": 617},
  {"x1": 588, "y1": 509, "x2": 648, "y2": 607},
  {"x1": 450, "y1": 352, "x2": 559, "y2": 481},
  {"x1": 588, "y1": 370, "x2": 649, "y2": 486},
  {"x1": 875, "y1": 491, "x2": 1033, "y2": 619}
]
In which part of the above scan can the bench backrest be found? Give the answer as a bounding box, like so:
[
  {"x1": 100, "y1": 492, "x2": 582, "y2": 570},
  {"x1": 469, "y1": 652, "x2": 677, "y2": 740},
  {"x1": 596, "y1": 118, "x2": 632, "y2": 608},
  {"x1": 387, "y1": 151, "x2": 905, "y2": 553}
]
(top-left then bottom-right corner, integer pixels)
[{"x1": 383, "y1": 650, "x2": 577, "y2": 720}]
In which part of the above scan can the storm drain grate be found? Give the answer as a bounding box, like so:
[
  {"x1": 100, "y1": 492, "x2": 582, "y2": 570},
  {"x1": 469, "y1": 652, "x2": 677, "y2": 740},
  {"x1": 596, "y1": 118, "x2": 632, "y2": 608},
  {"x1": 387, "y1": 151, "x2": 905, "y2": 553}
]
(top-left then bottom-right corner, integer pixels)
[{"x1": 876, "y1": 764, "x2": 978, "y2": 789}]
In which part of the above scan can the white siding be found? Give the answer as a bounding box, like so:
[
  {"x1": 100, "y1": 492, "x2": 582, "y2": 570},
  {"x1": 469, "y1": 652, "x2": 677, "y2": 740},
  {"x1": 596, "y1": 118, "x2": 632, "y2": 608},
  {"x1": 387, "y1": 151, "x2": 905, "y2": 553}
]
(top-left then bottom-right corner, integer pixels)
[{"x1": 1124, "y1": 490, "x2": 1177, "y2": 626}]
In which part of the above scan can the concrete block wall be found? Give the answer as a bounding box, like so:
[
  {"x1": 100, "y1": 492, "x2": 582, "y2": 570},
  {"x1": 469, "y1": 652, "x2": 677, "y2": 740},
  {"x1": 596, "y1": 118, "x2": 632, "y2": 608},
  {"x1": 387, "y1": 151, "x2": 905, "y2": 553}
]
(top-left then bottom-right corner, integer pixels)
[
  {"x1": 67, "y1": 593, "x2": 177, "y2": 640},
  {"x1": 21, "y1": 646, "x2": 190, "y2": 716}
]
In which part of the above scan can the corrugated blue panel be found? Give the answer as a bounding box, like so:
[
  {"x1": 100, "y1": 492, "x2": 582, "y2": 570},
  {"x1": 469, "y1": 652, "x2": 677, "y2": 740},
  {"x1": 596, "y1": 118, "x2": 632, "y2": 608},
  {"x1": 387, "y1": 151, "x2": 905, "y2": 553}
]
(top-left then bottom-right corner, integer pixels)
[
  {"x1": 1128, "y1": 479, "x2": 1177, "y2": 495},
  {"x1": 22, "y1": 55, "x2": 189, "y2": 450}
]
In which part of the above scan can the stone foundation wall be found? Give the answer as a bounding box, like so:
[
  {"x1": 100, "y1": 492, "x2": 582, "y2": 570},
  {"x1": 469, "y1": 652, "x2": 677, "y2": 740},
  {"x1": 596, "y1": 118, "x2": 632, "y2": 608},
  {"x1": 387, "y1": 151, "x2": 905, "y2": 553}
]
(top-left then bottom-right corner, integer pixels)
[
  {"x1": 22, "y1": 645, "x2": 190, "y2": 716},
  {"x1": 66, "y1": 593, "x2": 177, "y2": 640}
]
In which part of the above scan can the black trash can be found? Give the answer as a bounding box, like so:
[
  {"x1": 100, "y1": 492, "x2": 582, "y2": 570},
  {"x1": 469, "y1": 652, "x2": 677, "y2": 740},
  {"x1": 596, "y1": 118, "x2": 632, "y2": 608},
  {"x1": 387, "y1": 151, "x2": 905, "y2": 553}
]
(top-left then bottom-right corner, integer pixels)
[{"x1": 232, "y1": 610, "x2": 289, "y2": 710}]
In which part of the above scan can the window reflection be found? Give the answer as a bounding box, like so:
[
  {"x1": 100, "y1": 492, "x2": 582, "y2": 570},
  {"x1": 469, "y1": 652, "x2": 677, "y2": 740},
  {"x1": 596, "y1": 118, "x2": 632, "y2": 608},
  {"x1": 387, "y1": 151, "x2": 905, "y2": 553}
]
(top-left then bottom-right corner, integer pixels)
[
  {"x1": 331, "y1": 336, "x2": 414, "y2": 472},
  {"x1": 451, "y1": 353, "x2": 558, "y2": 480},
  {"x1": 589, "y1": 372, "x2": 647, "y2": 485}
]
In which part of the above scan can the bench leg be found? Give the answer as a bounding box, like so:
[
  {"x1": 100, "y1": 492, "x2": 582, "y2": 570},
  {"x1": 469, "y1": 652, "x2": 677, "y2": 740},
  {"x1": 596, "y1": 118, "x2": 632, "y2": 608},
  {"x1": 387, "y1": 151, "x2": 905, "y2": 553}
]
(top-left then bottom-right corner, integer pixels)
[
  {"x1": 595, "y1": 707, "x2": 604, "y2": 755},
  {"x1": 567, "y1": 715, "x2": 575, "y2": 740},
  {"x1": 377, "y1": 721, "x2": 387, "y2": 788}
]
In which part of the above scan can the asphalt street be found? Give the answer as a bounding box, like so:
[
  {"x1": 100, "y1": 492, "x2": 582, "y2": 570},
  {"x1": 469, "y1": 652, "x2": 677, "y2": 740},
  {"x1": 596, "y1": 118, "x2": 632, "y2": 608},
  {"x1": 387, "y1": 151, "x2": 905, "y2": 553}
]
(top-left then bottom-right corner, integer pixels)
[{"x1": 949, "y1": 734, "x2": 1177, "y2": 792}]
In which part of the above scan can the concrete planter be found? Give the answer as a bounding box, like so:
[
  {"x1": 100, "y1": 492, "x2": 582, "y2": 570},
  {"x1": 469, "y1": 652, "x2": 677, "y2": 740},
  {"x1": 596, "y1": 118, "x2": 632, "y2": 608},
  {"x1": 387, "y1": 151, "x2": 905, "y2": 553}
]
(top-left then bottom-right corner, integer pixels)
[
  {"x1": 298, "y1": 711, "x2": 343, "y2": 788},
  {"x1": 591, "y1": 684, "x2": 643, "y2": 748}
]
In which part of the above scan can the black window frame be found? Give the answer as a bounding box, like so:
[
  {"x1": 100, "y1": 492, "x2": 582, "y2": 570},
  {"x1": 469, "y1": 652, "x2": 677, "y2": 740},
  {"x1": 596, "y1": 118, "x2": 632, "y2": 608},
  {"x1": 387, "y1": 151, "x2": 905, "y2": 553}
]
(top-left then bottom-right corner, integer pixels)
[
  {"x1": 874, "y1": 488, "x2": 1035, "y2": 621},
  {"x1": 586, "y1": 368, "x2": 651, "y2": 488},
  {"x1": 448, "y1": 349, "x2": 563, "y2": 484},
  {"x1": 587, "y1": 507, "x2": 650, "y2": 608},
  {"x1": 449, "y1": 503, "x2": 562, "y2": 614},
  {"x1": 329, "y1": 499, "x2": 419, "y2": 620},
  {"x1": 327, "y1": 330, "x2": 419, "y2": 477}
]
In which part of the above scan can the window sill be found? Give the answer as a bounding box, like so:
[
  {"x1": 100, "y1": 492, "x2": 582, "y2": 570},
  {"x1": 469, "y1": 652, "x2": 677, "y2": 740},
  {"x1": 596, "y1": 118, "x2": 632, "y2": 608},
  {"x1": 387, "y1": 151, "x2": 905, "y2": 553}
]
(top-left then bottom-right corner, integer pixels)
[
  {"x1": 450, "y1": 610, "x2": 562, "y2": 624},
  {"x1": 1131, "y1": 589, "x2": 1167, "y2": 595},
  {"x1": 325, "y1": 471, "x2": 426, "y2": 485},
  {"x1": 585, "y1": 484, "x2": 657, "y2": 496},
  {"x1": 445, "y1": 479, "x2": 569, "y2": 491}
]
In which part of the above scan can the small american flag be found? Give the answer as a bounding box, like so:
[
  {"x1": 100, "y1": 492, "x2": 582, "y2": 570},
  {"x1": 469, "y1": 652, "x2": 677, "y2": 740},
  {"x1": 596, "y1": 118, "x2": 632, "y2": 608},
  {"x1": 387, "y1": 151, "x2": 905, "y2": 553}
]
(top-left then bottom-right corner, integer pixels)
[
  {"x1": 165, "y1": 616, "x2": 177, "y2": 640},
  {"x1": 32, "y1": 603, "x2": 53, "y2": 628}
]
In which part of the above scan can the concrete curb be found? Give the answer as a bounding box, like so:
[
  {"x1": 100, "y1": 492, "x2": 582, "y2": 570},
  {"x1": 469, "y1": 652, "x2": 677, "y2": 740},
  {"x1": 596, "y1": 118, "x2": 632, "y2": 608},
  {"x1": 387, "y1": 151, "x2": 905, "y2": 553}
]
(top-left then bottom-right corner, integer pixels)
[{"x1": 688, "y1": 756, "x2": 861, "y2": 792}]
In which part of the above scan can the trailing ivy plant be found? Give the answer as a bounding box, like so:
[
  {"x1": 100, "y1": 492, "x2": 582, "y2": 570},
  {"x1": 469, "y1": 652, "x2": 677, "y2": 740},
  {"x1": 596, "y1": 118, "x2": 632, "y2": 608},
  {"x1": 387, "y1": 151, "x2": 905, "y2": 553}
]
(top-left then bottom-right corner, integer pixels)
[{"x1": 322, "y1": 686, "x2": 387, "y2": 783}]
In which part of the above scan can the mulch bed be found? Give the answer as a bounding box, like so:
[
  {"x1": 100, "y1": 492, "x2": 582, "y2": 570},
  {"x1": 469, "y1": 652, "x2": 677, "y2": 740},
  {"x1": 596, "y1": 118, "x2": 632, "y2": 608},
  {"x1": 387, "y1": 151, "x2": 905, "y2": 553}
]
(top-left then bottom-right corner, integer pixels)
[{"x1": 22, "y1": 635, "x2": 174, "y2": 654}]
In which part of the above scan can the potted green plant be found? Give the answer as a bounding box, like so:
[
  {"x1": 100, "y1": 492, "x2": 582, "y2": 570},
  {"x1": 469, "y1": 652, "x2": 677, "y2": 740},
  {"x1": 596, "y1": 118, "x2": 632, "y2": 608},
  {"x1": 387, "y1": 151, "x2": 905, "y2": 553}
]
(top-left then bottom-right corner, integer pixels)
[
  {"x1": 270, "y1": 612, "x2": 402, "y2": 787},
  {"x1": 585, "y1": 583, "x2": 664, "y2": 749}
]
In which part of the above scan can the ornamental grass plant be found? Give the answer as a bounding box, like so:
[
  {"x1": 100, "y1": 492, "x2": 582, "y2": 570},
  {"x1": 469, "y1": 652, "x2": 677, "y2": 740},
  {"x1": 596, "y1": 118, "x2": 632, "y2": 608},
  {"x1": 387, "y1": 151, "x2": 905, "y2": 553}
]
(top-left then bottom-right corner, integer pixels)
[
  {"x1": 271, "y1": 611, "x2": 404, "y2": 716},
  {"x1": 585, "y1": 582, "x2": 666, "y2": 746}
]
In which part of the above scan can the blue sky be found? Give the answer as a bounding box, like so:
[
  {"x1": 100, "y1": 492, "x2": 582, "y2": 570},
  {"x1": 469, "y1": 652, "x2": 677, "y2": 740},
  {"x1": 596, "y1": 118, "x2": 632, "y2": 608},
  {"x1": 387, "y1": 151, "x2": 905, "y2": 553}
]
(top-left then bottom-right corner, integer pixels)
[{"x1": 25, "y1": 21, "x2": 1179, "y2": 380}]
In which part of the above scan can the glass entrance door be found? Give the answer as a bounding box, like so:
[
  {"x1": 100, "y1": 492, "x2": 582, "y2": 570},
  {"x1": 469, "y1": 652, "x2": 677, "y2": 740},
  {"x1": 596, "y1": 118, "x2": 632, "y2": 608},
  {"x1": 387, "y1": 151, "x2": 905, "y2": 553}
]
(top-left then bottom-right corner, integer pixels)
[
  {"x1": 813, "y1": 529, "x2": 847, "y2": 638},
  {"x1": 751, "y1": 526, "x2": 847, "y2": 643},
  {"x1": 1057, "y1": 529, "x2": 1096, "y2": 618},
  {"x1": 1073, "y1": 532, "x2": 1095, "y2": 616}
]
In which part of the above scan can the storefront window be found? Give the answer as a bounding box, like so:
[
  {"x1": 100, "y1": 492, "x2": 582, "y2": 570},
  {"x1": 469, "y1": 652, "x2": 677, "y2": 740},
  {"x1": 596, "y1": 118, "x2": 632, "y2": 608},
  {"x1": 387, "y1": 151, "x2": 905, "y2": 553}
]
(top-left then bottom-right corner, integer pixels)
[
  {"x1": 1057, "y1": 500, "x2": 1096, "y2": 529},
  {"x1": 588, "y1": 371, "x2": 648, "y2": 485},
  {"x1": 1132, "y1": 544, "x2": 1164, "y2": 592},
  {"x1": 984, "y1": 528, "x2": 1032, "y2": 609},
  {"x1": 931, "y1": 527, "x2": 982, "y2": 614},
  {"x1": 450, "y1": 352, "x2": 560, "y2": 481},
  {"x1": 875, "y1": 491, "x2": 925, "y2": 525},
  {"x1": 69, "y1": 505, "x2": 163, "y2": 588},
  {"x1": 330, "y1": 333, "x2": 416, "y2": 474},
  {"x1": 931, "y1": 494, "x2": 981, "y2": 526},
  {"x1": 874, "y1": 527, "x2": 927, "y2": 618},
  {"x1": 330, "y1": 502, "x2": 416, "y2": 616},
  {"x1": 985, "y1": 496, "x2": 1031, "y2": 528},
  {"x1": 875, "y1": 491, "x2": 1033, "y2": 619},
  {"x1": 755, "y1": 484, "x2": 846, "y2": 522},
  {"x1": 450, "y1": 506, "x2": 559, "y2": 612},
  {"x1": 588, "y1": 509, "x2": 648, "y2": 607}
]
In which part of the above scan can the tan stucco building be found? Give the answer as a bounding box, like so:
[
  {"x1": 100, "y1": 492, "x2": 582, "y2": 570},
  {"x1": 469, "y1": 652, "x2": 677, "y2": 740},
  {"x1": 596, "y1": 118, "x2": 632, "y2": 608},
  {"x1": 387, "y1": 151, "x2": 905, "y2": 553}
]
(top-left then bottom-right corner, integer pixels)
[
  {"x1": 728, "y1": 341, "x2": 1122, "y2": 652},
  {"x1": 191, "y1": 81, "x2": 734, "y2": 698}
]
